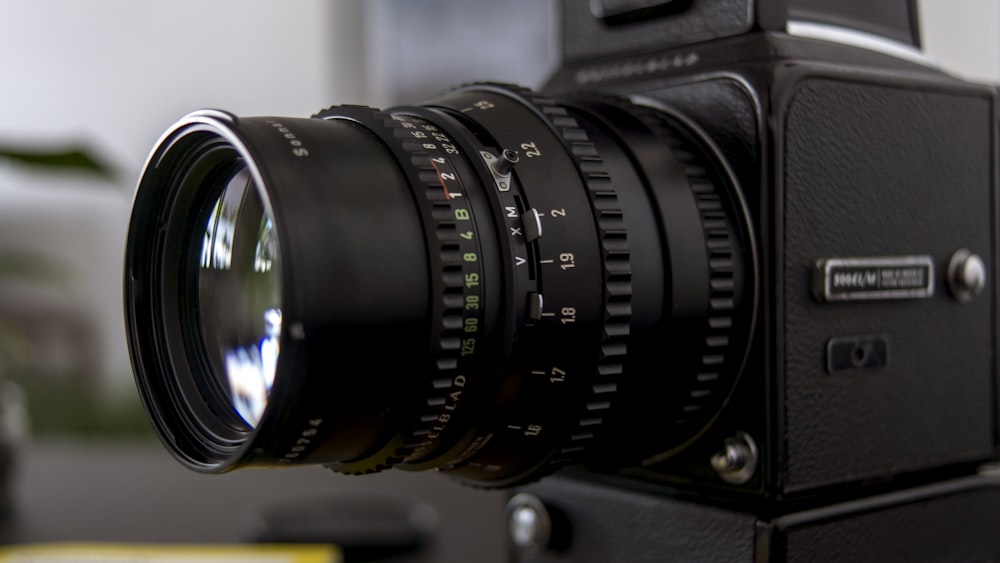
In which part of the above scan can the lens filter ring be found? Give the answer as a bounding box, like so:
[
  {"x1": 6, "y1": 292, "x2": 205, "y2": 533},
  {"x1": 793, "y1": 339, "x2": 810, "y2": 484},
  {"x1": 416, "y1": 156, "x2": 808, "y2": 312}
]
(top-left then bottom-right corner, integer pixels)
[{"x1": 126, "y1": 112, "x2": 274, "y2": 471}]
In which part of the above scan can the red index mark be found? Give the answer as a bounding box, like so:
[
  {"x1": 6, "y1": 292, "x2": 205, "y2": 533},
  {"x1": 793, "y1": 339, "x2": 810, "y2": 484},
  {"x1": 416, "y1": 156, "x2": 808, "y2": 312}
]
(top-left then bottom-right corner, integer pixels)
[{"x1": 428, "y1": 156, "x2": 452, "y2": 199}]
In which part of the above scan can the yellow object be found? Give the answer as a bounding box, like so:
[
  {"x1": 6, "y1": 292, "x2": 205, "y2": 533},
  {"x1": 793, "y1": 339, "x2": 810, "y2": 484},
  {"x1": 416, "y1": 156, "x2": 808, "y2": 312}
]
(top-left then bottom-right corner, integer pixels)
[{"x1": 0, "y1": 543, "x2": 341, "y2": 563}]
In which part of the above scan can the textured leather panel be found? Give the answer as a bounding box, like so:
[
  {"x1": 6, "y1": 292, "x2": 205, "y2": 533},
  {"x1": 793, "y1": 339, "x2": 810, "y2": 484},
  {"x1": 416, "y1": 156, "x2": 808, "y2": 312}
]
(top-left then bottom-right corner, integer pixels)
[
  {"x1": 781, "y1": 475, "x2": 1000, "y2": 562},
  {"x1": 781, "y1": 78, "x2": 994, "y2": 492},
  {"x1": 519, "y1": 476, "x2": 755, "y2": 562},
  {"x1": 518, "y1": 474, "x2": 1000, "y2": 561}
]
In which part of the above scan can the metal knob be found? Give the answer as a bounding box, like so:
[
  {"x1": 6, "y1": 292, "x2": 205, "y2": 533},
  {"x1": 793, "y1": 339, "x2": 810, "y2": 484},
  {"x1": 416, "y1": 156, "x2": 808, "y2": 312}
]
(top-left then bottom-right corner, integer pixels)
[
  {"x1": 506, "y1": 493, "x2": 552, "y2": 554},
  {"x1": 493, "y1": 148, "x2": 520, "y2": 176},
  {"x1": 710, "y1": 432, "x2": 758, "y2": 485},
  {"x1": 947, "y1": 249, "x2": 986, "y2": 303}
]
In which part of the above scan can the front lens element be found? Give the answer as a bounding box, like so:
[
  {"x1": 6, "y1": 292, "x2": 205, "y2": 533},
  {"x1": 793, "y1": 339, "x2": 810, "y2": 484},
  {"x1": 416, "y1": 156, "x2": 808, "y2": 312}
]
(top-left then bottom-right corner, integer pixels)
[{"x1": 197, "y1": 164, "x2": 281, "y2": 428}]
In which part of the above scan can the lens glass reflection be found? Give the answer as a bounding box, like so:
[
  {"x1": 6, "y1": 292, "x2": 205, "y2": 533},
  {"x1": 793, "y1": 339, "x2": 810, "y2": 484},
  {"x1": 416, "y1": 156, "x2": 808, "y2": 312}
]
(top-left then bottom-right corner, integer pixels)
[{"x1": 198, "y1": 163, "x2": 281, "y2": 428}]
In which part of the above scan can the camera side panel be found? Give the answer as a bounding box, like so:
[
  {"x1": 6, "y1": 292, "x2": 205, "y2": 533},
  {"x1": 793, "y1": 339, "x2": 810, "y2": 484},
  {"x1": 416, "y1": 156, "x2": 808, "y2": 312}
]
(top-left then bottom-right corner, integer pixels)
[{"x1": 779, "y1": 72, "x2": 996, "y2": 493}]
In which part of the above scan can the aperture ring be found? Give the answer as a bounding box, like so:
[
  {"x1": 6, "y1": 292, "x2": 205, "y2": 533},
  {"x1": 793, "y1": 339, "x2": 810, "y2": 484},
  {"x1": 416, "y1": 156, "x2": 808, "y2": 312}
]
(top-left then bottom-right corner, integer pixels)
[
  {"x1": 425, "y1": 87, "x2": 609, "y2": 486},
  {"x1": 454, "y1": 83, "x2": 632, "y2": 478},
  {"x1": 504, "y1": 88, "x2": 633, "y2": 470}
]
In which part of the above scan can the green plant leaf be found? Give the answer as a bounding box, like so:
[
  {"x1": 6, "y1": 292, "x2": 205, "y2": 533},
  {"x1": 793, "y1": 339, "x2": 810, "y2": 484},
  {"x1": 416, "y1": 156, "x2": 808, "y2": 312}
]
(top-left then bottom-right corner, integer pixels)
[
  {"x1": 0, "y1": 143, "x2": 117, "y2": 182},
  {"x1": 0, "y1": 250, "x2": 76, "y2": 287}
]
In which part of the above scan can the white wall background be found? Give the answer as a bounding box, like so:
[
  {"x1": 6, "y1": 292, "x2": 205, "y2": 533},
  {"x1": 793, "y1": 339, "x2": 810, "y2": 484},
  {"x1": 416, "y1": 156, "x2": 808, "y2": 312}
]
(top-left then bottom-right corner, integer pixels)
[
  {"x1": 919, "y1": 0, "x2": 1000, "y2": 83},
  {"x1": 0, "y1": 0, "x2": 338, "y2": 179},
  {"x1": 0, "y1": 1, "x2": 338, "y2": 400},
  {"x1": 0, "y1": 0, "x2": 996, "y2": 402}
]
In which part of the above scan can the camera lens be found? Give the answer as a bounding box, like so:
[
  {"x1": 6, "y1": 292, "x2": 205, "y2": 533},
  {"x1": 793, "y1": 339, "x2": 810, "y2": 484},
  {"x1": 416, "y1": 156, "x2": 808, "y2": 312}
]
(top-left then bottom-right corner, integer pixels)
[
  {"x1": 197, "y1": 164, "x2": 281, "y2": 429},
  {"x1": 125, "y1": 84, "x2": 756, "y2": 486}
]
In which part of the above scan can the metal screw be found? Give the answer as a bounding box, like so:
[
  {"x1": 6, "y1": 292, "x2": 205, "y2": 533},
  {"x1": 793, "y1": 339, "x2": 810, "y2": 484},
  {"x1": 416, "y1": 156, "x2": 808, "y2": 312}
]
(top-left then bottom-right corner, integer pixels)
[
  {"x1": 711, "y1": 444, "x2": 747, "y2": 472},
  {"x1": 506, "y1": 493, "x2": 551, "y2": 554},
  {"x1": 710, "y1": 432, "x2": 758, "y2": 485},
  {"x1": 948, "y1": 249, "x2": 986, "y2": 303}
]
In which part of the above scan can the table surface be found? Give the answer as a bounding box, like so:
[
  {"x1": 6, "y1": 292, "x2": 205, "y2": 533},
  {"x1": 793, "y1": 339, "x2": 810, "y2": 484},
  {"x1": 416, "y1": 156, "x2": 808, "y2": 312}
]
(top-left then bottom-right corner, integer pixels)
[{"x1": 0, "y1": 439, "x2": 508, "y2": 562}]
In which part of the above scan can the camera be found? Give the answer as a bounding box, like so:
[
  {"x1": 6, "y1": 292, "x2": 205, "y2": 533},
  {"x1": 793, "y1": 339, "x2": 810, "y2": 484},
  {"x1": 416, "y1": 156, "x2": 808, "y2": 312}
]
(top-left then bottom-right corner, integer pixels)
[{"x1": 124, "y1": 0, "x2": 999, "y2": 559}]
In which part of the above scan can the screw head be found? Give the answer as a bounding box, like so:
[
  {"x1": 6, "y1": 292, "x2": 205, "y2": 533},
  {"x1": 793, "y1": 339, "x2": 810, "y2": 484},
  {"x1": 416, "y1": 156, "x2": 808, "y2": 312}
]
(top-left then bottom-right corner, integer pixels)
[
  {"x1": 710, "y1": 432, "x2": 758, "y2": 485},
  {"x1": 506, "y1": 493, "x2": 551, "y2": 554},
  {"x1": 948, "y1": 249, "x2": 986, "y2": 303}
]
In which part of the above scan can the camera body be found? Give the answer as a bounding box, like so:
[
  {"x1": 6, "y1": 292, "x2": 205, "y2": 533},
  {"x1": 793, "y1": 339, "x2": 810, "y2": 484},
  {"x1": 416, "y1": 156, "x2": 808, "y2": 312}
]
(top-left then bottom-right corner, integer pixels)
[
  {"x1": 531, "y1": 0, "x2": 997, "y2": 507},
  {"x1": 502, "y1": 1, "x2": 1000, "y2": 559}
]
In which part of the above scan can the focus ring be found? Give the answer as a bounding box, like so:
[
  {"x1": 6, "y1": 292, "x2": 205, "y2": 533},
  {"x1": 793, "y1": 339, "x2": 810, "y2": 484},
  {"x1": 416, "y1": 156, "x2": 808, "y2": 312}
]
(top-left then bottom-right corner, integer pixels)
[{"x1": 626, "y1": 103, "x2": 741, "y2": 430}]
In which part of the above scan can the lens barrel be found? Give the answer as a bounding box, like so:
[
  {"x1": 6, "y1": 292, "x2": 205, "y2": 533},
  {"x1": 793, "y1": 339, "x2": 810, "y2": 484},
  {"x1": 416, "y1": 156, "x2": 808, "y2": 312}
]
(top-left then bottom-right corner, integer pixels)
[{"x1": 124, "y1": 84, "x2": 756, "y2": 487}]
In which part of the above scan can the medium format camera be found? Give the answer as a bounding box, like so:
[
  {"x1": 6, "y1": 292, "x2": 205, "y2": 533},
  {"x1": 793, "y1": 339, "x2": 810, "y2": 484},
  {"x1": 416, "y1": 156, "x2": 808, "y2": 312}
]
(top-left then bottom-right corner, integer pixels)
[{"x1": 124, "y1": 0, "x2": 1000, "y2": 559}]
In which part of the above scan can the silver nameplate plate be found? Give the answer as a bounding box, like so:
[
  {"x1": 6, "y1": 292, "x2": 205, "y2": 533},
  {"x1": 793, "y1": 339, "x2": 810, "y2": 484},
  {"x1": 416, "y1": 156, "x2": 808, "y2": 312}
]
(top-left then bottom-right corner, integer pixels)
[{"x1": 813, "y1": 256, "x2": 934, "y2": 302}]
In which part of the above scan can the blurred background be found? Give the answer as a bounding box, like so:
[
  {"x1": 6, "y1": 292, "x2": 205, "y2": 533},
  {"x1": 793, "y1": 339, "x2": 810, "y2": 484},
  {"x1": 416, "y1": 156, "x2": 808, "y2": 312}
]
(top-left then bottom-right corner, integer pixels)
[
  {"x1": 0, "y1": 0, "x2": 996, "y2": 561},
  {"x1": 0, "y1": 0, "x2": 560, "y2": 439},
  {"x1": 0, "y1": 0, "x2": 995, "y2": 441}
]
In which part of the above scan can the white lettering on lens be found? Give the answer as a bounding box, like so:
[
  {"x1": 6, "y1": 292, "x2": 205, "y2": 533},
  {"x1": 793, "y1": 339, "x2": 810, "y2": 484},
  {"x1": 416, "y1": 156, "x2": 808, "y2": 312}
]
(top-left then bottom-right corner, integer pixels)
[
  {"x1": 277, "y1": 418, "x2": 324, "y2": 463},
  {"x1": 265, "y1": 120, "x2": 310, "y2": 157},
  {"x1": 443, "y1": 375, "x2": 467, "y2": 412}
]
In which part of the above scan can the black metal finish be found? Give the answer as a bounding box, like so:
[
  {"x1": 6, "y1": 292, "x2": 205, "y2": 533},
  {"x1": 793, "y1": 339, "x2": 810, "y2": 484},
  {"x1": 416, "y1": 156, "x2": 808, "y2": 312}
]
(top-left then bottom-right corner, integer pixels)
[
  {"x1": 542, "y1": 27, "x2": 998, "y2": 505},
  {"x1": 559, "y1": 0, "x2": 920, "y2": 64},
  {"x1": 789, "y1": 0, "x2": 920, "y2": 46}
]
